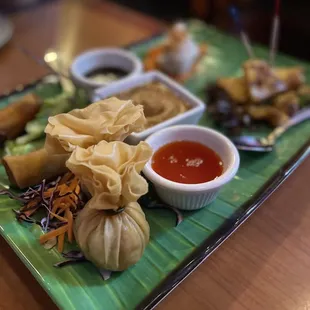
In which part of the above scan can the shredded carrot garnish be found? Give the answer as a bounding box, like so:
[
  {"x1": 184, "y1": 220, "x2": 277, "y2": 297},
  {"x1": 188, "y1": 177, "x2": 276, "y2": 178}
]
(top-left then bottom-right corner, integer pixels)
[
  {"x1": 59, "y1": 172, "x2": 73, "y2": 185},
  {"x1": 54, "y1": 196, "x2": 76, "y2": 209},
  {"x1": 23, "y1": 207, "x2": 39, "y2": 217},
  {"x1": 58, "y1": 185, "x2": 71, "y2": 197},
  {"x1": 50, "y1": 212, "x2": 68, "y2": 223},
  {"x1": 19, "y1": 197, "x2": 40, "y2": 217},
  {"x1": 50, "y1": 203, "x2": 60, "y2": 218},
  {"x1": 65, "y1": 209, "x2": 74, "y2": 243},
  {"x1": 75, "y1": 184, "x2": 81, "y2": 195},
  {"x1": 68, "y1": 178, "x2": 79, "y2": 192},
  {"x1": 39, "y1": 225, "x2": 68, "y2": 244},
  {"x1": 57, "y1": 233, "x2": 65, "y2": 253},
  {"x1": 22, "y1": 197, "x2": 40, "y2": 209},
  {"x1": 10, "y1": 172, "x2": 85, "y2": 253}
]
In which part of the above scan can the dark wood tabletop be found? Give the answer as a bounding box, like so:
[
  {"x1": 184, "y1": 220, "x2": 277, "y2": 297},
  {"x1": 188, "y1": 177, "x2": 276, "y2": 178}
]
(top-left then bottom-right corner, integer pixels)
[{"x1": 0, "y1": 1, "x2": 310, "y2": 310}]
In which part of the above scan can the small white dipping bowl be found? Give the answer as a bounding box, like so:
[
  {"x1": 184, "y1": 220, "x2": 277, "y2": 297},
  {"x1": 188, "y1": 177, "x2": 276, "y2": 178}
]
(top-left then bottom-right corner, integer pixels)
[
  {"x1": 93, "y1": 71, "x2": 206, "y2": 145},
  {"x1": 143, "y1": 125, "x2": 240, "y2": 210},
  {"x1": 70, "y1": 48, "x2": 143, "y2": 91}
]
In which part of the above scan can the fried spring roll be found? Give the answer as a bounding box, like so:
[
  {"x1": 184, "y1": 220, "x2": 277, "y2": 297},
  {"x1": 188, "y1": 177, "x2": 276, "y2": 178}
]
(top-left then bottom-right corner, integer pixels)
[
  {"x1": 0, "y1": 93, "x2": 41, "y2": 143},
  {"x1": 2, "y1": 148, "x2": 69, "y2": 189}
]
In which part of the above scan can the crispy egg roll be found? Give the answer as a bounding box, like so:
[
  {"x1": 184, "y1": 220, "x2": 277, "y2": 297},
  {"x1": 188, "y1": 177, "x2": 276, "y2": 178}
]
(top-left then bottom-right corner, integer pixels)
[
  {"x1": 0, "y1": 93, "x2": 41, "y2": 143},
  {"x1": 2, "y1": 148, "x2": 69, "y2": 189}
]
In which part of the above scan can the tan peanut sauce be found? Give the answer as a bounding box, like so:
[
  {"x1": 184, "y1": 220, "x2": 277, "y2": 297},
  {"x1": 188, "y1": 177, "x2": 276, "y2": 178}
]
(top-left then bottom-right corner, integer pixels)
[{"x1": 117, "y1": 82, "x2": 190, "y2": 128}]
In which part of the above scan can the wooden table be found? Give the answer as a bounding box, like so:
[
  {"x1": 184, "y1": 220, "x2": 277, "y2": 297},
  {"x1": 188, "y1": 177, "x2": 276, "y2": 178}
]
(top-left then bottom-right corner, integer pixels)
[
  {"x1": 0, "y1": 0, "x2": 164, "y2": 95},
  {"x1": 1, "y1": 1, "x2": 310, "y2": 310}
]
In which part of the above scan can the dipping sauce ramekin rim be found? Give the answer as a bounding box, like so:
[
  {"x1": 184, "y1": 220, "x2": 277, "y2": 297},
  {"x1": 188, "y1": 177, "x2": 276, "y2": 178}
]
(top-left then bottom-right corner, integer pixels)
[
  {"x1": 143, "y1": 125, "x2": 240, "y2": 193},
  {"x1": 70, "y1": 47, "x2": 143, "y2": 89}
]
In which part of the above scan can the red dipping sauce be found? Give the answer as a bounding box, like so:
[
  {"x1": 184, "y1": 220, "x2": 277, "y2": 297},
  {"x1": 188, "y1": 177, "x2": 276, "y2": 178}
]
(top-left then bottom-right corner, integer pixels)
[{"x1": 152, "y1": 141, "x2": 223, "y2": 184}]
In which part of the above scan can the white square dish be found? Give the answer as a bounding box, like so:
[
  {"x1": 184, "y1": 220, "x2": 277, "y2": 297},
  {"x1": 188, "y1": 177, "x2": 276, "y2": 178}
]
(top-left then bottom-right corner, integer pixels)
[{"x1": 92, "y1": 71, "x2": 206, "y2": 144}]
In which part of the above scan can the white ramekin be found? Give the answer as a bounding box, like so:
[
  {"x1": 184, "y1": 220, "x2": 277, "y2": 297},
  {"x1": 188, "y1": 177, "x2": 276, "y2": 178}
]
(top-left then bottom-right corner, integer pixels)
[
  {"x1": 93, "y1": 71, "x2": 206, "y2": 145},
  {"x1": 143, "y1": 125, "x2": 240, "y2": 210},
  {"x1": 70, "y1": 48, "x2": 143, "y2": 91}
]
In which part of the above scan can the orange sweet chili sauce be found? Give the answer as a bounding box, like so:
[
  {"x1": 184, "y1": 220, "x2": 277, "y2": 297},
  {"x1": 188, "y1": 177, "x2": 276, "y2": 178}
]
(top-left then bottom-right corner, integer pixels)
[{"x1": 152, "y1": 141, "x2": 223, "y2": 184}]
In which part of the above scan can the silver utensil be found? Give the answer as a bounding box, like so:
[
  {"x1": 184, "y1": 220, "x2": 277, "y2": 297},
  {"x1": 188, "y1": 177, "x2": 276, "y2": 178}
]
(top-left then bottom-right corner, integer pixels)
[{"x1": 232, "y1": 108, "x2": 310, "y2": 152}]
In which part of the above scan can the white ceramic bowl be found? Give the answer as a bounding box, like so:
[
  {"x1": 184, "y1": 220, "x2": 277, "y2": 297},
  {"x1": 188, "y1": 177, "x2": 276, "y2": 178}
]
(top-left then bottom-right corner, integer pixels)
[
  {"x1": 93, "y1": 71, "x2": 206, "y2": 145},
  {"x1": 143, "y1": 125, "x2": 240, "y2": 210},
  {"x1": 70, "y1": 48, "x2": 143, "y2": 91}
]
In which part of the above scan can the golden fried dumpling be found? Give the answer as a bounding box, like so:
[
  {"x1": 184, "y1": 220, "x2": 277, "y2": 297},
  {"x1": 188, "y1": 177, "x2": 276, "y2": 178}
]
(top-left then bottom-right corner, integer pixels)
[
  {"x1": 74, "y1": 202, "x2": 150, "y2": 271},
  {"x1": 68, "y1": 140, "x2": 152, "y2": 271},
  {"x1": 45, "y1": 97, "x2": 146, "y2": 154},
  {"x1": 66, "y1": 140, "x2": 153, "y2": 210}
]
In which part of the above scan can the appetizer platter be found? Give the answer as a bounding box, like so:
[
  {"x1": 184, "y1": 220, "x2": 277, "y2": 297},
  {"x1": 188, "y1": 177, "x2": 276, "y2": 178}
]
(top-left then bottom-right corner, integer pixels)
[{"x1": 0, "y1": 19, "x2": 309, "y2": 310}]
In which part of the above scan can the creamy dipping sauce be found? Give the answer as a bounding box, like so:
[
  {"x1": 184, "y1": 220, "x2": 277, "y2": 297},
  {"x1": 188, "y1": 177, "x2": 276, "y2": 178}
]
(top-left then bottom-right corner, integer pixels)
[
  {"x1": 85, "y1": 67, "x2": 128, "y2": 84},
  {"x1": 117, "y1": 82, "x2": 190, "y2": 128},
  {"x1": 152, "y1": 141, "x2": 223, "y2": 184}
]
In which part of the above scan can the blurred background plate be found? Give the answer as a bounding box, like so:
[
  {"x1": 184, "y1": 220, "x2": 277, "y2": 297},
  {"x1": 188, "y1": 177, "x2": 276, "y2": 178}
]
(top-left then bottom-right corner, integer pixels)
[{"x1": 0, "y1": 14, "x2": 13, "y2": 49}]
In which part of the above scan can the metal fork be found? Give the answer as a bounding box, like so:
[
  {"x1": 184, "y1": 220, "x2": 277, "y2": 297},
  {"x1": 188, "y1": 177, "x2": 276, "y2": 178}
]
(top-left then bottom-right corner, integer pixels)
[{"x1": 231, "y1": 107, "x2": 310, "y2": 152}]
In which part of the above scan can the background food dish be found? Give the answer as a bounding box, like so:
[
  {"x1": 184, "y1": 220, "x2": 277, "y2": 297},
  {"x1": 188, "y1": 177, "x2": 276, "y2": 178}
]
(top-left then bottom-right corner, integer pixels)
[
  {"x1": 144, "y1": 22, "x2": 207, "y2": 82},
  {"x1": 208, "y1": 59, "x2": 309, "y2": 134}
]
